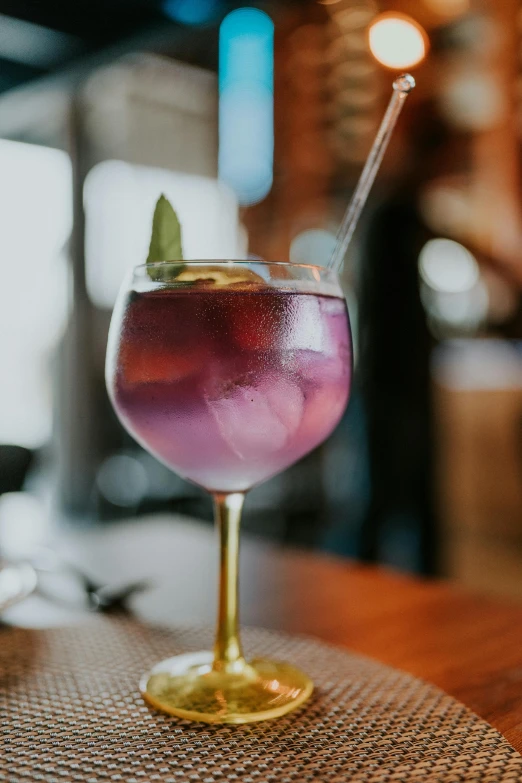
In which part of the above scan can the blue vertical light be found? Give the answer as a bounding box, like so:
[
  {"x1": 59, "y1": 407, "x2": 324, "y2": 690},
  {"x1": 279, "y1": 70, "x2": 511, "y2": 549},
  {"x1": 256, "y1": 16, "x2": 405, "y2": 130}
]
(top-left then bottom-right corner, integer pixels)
[{"x1": 218, "y1": 8, "x2": 274, "y2": 205}]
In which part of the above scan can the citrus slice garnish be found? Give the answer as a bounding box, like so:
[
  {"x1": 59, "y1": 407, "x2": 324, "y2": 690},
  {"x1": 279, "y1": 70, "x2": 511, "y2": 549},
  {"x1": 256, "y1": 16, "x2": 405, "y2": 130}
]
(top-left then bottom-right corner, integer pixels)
[{"x1": 174, "y1": 265, "x2": 265, "y2": 286}]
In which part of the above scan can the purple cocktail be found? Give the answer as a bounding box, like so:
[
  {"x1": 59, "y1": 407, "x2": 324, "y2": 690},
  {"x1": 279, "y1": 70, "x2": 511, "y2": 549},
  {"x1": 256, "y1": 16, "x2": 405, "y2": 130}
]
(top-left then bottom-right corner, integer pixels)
[{"x1": 108, "y1": 282, "x2": 351, "y2": 493}]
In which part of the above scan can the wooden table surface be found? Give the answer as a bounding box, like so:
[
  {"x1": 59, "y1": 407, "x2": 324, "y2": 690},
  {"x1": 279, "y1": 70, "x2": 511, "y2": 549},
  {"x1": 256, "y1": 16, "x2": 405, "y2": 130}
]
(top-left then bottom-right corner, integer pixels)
[{"x1": 8, "y1": 515, "x2": 522, "y2": 753}]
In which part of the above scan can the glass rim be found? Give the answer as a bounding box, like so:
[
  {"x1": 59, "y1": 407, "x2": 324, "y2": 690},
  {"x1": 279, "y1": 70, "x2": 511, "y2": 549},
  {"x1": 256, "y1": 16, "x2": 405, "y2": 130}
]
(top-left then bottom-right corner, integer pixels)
[{"x1": 133, "y1": 259, "x2": 335, "y2": 275}]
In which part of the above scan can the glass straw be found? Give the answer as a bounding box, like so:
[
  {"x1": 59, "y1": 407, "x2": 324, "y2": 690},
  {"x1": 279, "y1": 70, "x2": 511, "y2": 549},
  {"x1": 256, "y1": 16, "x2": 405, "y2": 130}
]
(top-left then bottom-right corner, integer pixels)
[{"x1": 328, "y1": 73, "x2": 416, "y2": 272}]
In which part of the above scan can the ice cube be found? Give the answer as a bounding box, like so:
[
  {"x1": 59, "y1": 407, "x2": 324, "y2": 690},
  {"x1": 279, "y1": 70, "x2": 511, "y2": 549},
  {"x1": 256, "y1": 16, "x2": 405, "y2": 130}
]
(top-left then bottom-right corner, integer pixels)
[
  {"x1": 286, "y1": 296, "x2": 324, "y2": 352},
  {"x1": 206, "y1": 376, "x2": 304, "y2": 460},
  {"x1": 264, "y1": 377, "x2": 304, "y2": 435},
  {"x1": 296, "y1": 351, "x2": 347, "y2": 386}
]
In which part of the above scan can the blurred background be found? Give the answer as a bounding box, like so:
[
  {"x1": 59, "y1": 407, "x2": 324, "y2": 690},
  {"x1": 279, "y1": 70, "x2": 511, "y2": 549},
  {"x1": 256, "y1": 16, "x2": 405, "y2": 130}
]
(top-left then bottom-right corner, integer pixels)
[{"x1": 1, "y1": 0, "x2": 522, "y2": 598}]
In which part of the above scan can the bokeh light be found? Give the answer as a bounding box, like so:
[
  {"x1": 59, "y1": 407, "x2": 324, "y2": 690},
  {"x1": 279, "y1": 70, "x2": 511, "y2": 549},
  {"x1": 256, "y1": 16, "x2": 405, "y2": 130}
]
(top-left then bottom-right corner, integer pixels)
[
  {"x1": 289, "y1": 229, "x2": 337, "y2": 267},
  {"x1": 218, "y1": 8, "x2": 274, "y2": 205},
  {"x1": 368, "y1": 13, "x2": 428, "y2": 70},
  {"x1": 429, "y1": 284, "x2": 488, "y2": 330},
  {"x1": 97, "y1": 454, "x2": 149, "y2": 507},
  {"x1": 419, "y1": 238, "x2": 479, "y2": 293},
  {"x1": 162, "y1": 0, "x2": 219, "y2": 26},
  {"x1": 440, "y1": 71, "x2": 505, "y2": 130},
  {"x1": 419, "y1": 239, "x2": 487, "y2": 335}
]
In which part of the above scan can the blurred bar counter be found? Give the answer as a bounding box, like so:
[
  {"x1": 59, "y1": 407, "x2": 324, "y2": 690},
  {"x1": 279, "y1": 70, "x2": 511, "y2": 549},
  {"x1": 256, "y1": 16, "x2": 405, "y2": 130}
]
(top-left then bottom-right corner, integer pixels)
[{"x1": 434, "y1": 339, "x2": 522, "y2": 598}]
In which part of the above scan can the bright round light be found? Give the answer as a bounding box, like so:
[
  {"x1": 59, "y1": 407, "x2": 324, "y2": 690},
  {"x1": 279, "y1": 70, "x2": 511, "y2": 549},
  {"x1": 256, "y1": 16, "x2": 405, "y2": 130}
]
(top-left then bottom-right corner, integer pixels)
[
  {"x1": 97, "y1": 454, "x2": 149, "y2": 507},
  {"x1": 289, "y1": 229, "x2": 337, "y2": 267},
  {"x1": 419, "y1": 238, "x2": 479, "y2": 294},
  {"x1": 368, "y1": 14, "x2": 427, "y2": 69},
  {"x1": 440, "y1": 71, "x2": 505, "y2": 131}
]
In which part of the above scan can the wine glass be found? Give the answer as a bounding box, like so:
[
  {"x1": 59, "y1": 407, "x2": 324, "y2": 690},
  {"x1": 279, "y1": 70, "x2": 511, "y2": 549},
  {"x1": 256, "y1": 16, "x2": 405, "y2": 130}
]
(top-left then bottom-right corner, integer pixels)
[{"x1": 106, "y1": 260, "x2": 352, "y2": 724}]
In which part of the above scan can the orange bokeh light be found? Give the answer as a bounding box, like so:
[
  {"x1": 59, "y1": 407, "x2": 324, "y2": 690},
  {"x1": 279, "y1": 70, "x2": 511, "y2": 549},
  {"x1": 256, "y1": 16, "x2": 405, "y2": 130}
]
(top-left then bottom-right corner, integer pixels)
[{"x1": 368, "y1": 13, "x2": 428, "y2": 70}]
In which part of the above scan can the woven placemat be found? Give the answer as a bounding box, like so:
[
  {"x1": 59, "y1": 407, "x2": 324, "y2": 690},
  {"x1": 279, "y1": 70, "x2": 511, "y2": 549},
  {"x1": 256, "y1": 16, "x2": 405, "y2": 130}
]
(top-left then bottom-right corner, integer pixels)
[{"x1": 1, "y1": 618, "x2": 521, "y2": 782}]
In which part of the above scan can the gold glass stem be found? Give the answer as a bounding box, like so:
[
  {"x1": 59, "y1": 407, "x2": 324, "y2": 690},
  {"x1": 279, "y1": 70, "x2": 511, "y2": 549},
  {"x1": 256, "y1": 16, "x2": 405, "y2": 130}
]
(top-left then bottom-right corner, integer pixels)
[
  {"x1": 141, "y1": 489, "x2": 314, "y2": 721},
  {"x1": 212, "y1": 492, "x2": 246, "y2": 674}
]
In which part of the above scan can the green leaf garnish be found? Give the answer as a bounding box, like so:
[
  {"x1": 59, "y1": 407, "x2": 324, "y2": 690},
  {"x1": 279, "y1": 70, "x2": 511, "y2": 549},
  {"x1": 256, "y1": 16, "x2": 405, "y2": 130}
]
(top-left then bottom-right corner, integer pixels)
[{"x1": 146, "y1": 194, "x2": 184, "y2": 280}]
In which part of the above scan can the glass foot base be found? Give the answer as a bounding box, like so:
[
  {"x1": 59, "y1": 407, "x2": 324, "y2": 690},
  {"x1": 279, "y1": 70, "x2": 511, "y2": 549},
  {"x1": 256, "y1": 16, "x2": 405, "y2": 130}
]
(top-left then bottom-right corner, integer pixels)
[{"x1": 140, "y1": 651, "x2": 314, "y2": 724}]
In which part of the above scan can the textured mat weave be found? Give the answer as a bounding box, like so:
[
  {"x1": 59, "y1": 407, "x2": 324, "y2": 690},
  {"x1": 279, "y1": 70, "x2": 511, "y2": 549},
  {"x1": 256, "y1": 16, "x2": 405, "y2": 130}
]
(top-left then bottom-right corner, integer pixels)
[{"x1": 1, "y1": 619, "x2": 521, "y2": 782}]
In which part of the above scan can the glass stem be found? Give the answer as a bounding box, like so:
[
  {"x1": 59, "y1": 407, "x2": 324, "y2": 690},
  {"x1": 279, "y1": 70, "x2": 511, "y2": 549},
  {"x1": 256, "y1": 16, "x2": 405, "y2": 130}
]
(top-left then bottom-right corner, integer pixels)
[{"x1": 212, "y1": 492, "x2": 246, "y2": 673}]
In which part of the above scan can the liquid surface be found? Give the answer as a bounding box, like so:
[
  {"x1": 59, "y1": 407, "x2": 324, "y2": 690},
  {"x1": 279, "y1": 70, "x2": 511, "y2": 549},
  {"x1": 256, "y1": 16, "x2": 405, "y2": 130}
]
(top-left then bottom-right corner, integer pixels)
[{"x1": 108, "y1": 286, "x2": 351, "y2": 492}]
